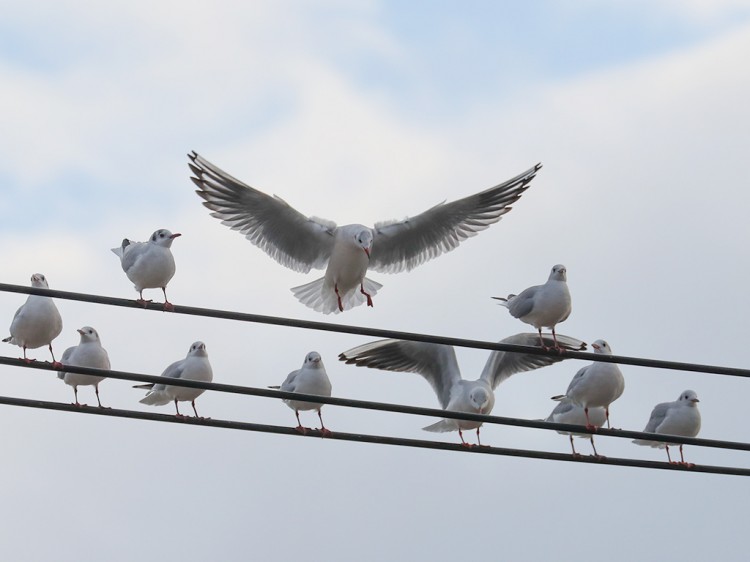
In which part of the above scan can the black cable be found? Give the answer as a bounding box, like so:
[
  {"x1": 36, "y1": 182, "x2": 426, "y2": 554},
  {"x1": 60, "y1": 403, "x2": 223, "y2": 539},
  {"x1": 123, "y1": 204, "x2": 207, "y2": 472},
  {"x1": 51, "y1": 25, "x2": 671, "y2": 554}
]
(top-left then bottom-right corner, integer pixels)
[
  {"x1": 1, "y1": 283, "x2": 748, "y2": 378},
  {"x1": 3, "y1": 355, "x2": 747, "y2": 453},
  {"x1": 0, "y1": 394, "x2": 746, "y2": 476}
]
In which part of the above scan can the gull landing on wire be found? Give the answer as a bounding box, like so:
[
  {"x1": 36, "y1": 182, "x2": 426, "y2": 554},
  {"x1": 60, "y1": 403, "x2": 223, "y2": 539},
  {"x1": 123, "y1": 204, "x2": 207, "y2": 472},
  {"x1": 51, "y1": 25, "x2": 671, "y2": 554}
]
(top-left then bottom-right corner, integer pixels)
[{"x1": 189, "y1": 151, "x2": 542, "y2": 314}]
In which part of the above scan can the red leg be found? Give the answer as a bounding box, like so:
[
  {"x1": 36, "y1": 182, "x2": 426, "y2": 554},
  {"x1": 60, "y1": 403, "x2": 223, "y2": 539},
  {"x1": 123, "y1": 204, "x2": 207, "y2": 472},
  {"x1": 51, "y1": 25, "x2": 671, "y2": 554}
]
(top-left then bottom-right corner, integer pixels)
[
  {"x1": 334, "y1": 284, "x2": 343, "y2": 312},
  {"x1": 360, "y1": 283, "x2": 374, "y2": 307},
  {"x1": 136, "y1": 290, "x2": 152, "y2": 308},
  {"x1": 605, "y1": 407, "x2": 611, "y2": 429},
  {"x1": 162, "y1": 287, "x2": 174, "y2": 311},
  {"x1": 569, "y1": 434, "x2": 580, "y2": 456},
  {"x1": 73, "y1": 386, "x2": 82, "y2": 407},
  {"x1": 174, "y1": 399, "x2": 185, "y2": 418},
  {"x1": 476, "y1": 427, "x2": 482, "y2": 446},
  {"x1": 49, "y1": 344, "x2": 62, "y2": 368},
  {"x1": 294, "y1": 411, "x2": 307, "y2": 434},
  {"x1": 537, "y1": 329, "x2": 547, "y2": 349},
  {"x1": 318, "y1": 410, "x2": 331, "y2": 436},
  {"x1": 458, "y1": 429, "x2": 467, "y2": 447},
  {"x1": 95, "y1": 384, "x2": 106, "y2": 408},
  {"x1": 191, "y1": 400, "x2": 206, "y2": 419},
  {"x1": 666, "y1": 445, "x2": 674, "y2": 463}
]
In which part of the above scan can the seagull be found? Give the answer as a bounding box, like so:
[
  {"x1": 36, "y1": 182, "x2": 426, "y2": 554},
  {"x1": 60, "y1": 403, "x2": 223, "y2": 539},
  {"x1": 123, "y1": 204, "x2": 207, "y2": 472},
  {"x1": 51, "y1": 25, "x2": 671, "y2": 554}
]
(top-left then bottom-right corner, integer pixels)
[
  {"x1": 545, "y1": 397, "x2": 606, "y2": 456},
  {"x1": 189, "y1": 151, "x2": 542, "y2": 314},
  {"x1": 58, "y1": 326, "x2": 111, "y2": 407},
  {"x1": 493, "y1": 264, "x2": 571, "y2": 350},
  {"x1": 135, "y1": 341, "x2": 213, "y2": 417},
  {"x1": 633, "y1": 390, "x2": 701, "y2": 465},
  {"x1": 551, "y1": 339, "x2": 624, "y2": 430},
  {"x1": 112, "y1": 229, "x2": 181, "y2": 310},
  {"x1": 339, "y1": 333, "x2": 586, "y2": 446},
  {"x1": 3, "y1": 273, "x2": 63, "y2": 364},
  {"x1": 268, "y1": 351, "x2": 333, "y2": 435}
]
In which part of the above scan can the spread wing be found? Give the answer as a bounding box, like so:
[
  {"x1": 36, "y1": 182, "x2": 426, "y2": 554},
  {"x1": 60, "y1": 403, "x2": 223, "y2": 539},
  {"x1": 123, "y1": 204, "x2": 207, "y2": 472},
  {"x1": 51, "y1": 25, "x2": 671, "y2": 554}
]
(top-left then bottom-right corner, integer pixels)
[
  {"x1": 480, "y1": 333, "x2": 586, "y2": 390},
  {"x1": 339, "y1": 339, "x2": 462, "y2": 409},
  {"x1": 369, "y1": 163, "x2": 541, "y2": 273},
  {"x1": 189, "y1": 151, "x2": 337, "y2": 273}
]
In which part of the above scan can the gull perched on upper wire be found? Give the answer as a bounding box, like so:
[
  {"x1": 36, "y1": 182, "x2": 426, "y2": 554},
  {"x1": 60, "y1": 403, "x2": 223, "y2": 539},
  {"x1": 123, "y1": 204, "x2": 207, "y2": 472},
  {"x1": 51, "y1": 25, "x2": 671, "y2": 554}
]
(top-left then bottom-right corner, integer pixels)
[
  {"x1": 633, "y1": 390, "x2": 701, "y2": 465},
  {"x1": 189, "y1": 151, "x2": 542, "y2": 314},
  {"x1": 58, "y1": 326, "x2": 111, "y2": 407},
  {"x1": 545, "y1": 397, "x2": 606, "y2": 456},
  {"x1": 269, "y1": 351, "x2": 333, "y2": 435},
  {"x1": 339, "y1": 333, "x2": 585, "y2": 446},
  {"x1": 551, "y1": 339, "x2": 624, "y2": 429},
  {"x1": 112, "y1": 229, "x2": 181, "y2": 310},
  {"x1": 135, "y1": 341, "x2": 213, "y2": 418},
  {"x1": 3, "y1": 273, "x2": 63, "y2": 364},
  {"x1": 493, "y1": 264, "x2": 571, "y2": 350}
]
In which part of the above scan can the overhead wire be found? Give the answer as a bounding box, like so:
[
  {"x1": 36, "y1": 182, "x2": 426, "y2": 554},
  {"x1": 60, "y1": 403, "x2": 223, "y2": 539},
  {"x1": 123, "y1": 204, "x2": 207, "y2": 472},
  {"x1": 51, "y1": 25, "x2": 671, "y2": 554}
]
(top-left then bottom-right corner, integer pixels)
[
  {"x1": 0, "y1": 283, "x2": 747, "y2": 476},
  {"x1": 1, "y1": 282, "x2": 749, "y2": 378}
]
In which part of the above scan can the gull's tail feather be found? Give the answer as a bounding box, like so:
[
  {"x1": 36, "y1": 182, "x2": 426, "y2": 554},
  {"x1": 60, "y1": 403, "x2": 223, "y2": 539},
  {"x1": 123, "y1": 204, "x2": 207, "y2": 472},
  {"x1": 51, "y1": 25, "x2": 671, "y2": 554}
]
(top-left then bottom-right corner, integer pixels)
[
  {"x1": 632, "y1": 439, "x2": 666, "y2": 449},
  {"x1": 139, "y1": 390, "x2": 171, "y2": 406},
  {"x1": 422, "y1": 419, "x2": 458, "y2": 433},
  {"x1": 291, "y1": 277, "x2": 383, "y2": 314},
  {"x1": 491, "y1": 294, "x2": 515, "y2": 307}
]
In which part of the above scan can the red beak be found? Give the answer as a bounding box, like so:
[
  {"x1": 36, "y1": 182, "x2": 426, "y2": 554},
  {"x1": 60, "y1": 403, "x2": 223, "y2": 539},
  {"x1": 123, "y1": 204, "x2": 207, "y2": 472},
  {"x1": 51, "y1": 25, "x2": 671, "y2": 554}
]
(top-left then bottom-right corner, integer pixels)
[{"x1": 170, "y1": 233, "x2": 182, "y2": 239}]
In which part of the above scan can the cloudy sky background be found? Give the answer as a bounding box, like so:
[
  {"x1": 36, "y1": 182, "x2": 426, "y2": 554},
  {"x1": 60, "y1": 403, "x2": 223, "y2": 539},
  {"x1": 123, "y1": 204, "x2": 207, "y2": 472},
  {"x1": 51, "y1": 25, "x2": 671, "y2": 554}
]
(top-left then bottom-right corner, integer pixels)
[{"x1": 2, "y1": 1, "x2": 750, "y2": 560}]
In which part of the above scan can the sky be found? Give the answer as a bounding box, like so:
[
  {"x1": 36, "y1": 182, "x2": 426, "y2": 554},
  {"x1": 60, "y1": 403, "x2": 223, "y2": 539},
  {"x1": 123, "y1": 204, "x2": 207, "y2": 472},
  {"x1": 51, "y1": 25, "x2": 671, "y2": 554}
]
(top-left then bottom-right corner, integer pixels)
[{"x1": 1, "y1": 1, "x2": 750, "y2": 560}]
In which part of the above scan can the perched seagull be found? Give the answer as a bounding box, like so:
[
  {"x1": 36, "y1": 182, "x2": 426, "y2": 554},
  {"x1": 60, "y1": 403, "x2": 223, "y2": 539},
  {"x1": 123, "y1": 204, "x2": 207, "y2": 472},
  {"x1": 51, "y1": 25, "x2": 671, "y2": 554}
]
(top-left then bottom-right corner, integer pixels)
[
  {"x1": 633, "y1": 390, "x2": 701, "y2": 465},
  {"x1": 135, "y1": 341, "x2": 213, "y2": 417},
  {"x1": 189, "y1": 151, "x2": 542, "y2": 314},
  {"x1": 545, "y1": 397, "x2": 606, "y2": 456},
  {"x1": 551, "y1": 339, "x2": 624, "y2": 429},
  {"x1": 340, "y1": 333, "x2": 586, "y2": 446},
  {"x1": 111, "y1": 229, "x2": 181, "y2": 310},
  {"x1": 3, "y1": 273, "x2": 63, "y2": 364},
  {"x1": 493, "y1": 264, "x2": 571, "y2": 350},
  {"x1": 268, "y1": 351, "x2": 333, "y2": 435},
  {"x1": 58, "y1": 326, "x2": 111, "y2": 407}
]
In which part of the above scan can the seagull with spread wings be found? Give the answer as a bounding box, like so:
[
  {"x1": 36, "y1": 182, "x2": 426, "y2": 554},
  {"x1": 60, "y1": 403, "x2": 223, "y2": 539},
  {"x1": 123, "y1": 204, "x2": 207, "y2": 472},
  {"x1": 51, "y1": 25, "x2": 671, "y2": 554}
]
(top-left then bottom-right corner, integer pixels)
[{"x1": 189, "y1": 151, "x2": 541, "y2": 313}]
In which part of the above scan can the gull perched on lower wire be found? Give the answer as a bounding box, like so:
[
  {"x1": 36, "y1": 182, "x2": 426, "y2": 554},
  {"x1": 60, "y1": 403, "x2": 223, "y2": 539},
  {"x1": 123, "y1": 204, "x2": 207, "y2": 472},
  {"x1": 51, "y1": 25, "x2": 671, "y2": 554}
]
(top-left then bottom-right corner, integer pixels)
[
  {"x1": 3, "y1": 273, "x2": 63, "y2": 364},
  {"x1": 340, "y1": 333, "x2": 586, "y2": 446},
  {"x1": 269, "y1": 351, "x2": 332, "y2": 435},
  {"x1": 112, "y1": 229, "x2": 181, "y2": 310},
  {"x1": 58, "y1": 326, "x2": 111, "y2": 407},
  {"x1": 545, "y1": 397, "x2": 606, "y2": 456},
  {"x1": 189, "y1": 151, "x2": 542, "y2": 314},
  {"x1": 633, "y1": 390, "x2": 701, "y2": 465},
  {"x1": 493, "y1": 264, "x2": 571, "y2": 350},
  {"x1": 135, "y1": 342, "x2": 213, "y2": 417},
  {"x1": 552, "y1": 339, "x2": 624, "y2": 429}
]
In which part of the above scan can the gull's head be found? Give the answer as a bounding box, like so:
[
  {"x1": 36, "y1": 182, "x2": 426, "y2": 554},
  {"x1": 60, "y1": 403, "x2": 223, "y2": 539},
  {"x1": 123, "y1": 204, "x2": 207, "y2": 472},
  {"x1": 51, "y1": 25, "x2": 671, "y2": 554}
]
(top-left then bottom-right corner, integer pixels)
[
  {"x1": 591, "y1": 339, "x2": 612, "y2": 355},
  {"x1": 678, "y1": 390, "x2": 700, "y2": 405},
  {"x1": 304, "y1": 351, "x2": 323, "y2": 367},
  {"x1": 355, "y1": 229, "x2": 373, "y2": 258},
  {"x1": 188, "y1": 341, "x2": 207, "y2": 357},
  {"x1": 549, "y1": 264, "x2": 567, "y2": 282},
  {"x1": 150, "y1": 229, "x2": 182, "y2": 247},
  {"x1": 77, "y1": 326, "x2": 100, "y2": 343},
  {"x1": 30, "y1": 273, "x2": 49, "y2": 288},
  {"x1": 469, "y1": 387, "x2": 492, "y2": 413}
]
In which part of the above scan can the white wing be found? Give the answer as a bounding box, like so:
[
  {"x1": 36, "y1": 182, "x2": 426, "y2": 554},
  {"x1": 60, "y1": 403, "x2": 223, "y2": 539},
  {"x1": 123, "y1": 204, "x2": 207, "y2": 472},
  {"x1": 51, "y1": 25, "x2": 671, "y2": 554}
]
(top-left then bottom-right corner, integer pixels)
[
  {"x1": 368, "y1": 163, "x2": 541, "y2": 273},
  {"x1": 189, "y1": 151, "x2": 337, "y2": 273},
  {"x1": 339, "y1": 339, "x2": 462, "y2": 409},
  {"x1": 480, "y1": 333, "x2": 585, "y2": 389}
]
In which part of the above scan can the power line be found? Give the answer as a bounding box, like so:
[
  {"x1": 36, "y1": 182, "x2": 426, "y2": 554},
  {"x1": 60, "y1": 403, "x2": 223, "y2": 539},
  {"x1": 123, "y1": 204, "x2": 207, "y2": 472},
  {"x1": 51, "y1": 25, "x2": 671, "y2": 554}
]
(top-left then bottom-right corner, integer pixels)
[
  {"x1": 3, "y1": 355, "x2": 748, "y2": 453},
  {"x1": 1, "y1": 282, "x2": 749, "y2": 378},
  {"x1": 0, "y1": 393, "x2": 747, "y2": 477}
]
